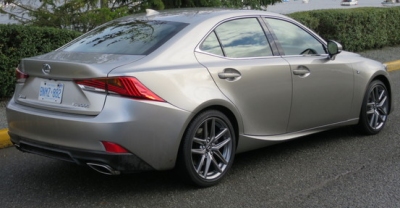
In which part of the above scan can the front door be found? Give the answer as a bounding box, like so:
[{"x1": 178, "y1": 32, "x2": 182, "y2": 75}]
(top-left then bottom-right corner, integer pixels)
[{"x1": 264, "y1": 17, "x2": 354, "y2": 132}]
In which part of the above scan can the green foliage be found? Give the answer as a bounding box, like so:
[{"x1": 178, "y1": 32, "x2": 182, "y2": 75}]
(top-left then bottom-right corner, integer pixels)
[
  {"x1": 0, "y1": 25, "x2": 81, "y2": 98},
  {"x1": 1, "y1": 0, "x2": 133, "y2": 32},
  {"x1": 1, "y1": 0, "x2": 282, "y2": 32},
  {"x1": 288, "y1": 7, "x2": 400, "y2": 52}
]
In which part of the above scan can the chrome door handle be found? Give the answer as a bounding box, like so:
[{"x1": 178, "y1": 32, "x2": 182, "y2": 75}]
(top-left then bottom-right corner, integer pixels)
[
  {"x1": 218, "y1": 68, "x2": 241, "y2": 81},
  {"x1": 293, "y1": 66, "x2": 310, "y2": 78},
  {"x1": 218, "y1": 72, "x2": 241, "y2": 79}
]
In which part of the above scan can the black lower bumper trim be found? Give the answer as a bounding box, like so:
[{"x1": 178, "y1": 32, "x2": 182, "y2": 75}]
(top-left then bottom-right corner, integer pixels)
[{"x1": 9, "y1": 133, "x2": 154, "y2": 173}]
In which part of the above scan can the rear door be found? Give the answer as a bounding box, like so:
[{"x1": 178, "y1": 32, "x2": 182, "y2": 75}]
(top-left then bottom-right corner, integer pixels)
[{"x1": 195, "y1": 17, "x2": 292, "y2": 136}]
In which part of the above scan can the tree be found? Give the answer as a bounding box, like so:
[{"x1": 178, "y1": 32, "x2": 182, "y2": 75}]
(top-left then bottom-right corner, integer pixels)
[{"x1": 0, "y1": 0, "x2": 282, "y2": 32}]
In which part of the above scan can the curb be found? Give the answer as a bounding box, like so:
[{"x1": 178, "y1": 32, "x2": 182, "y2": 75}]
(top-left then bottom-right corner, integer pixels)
[
  {"x1": 0, "y1": 128, "x2": 12, "y2": 149},
  {"x1": 0, "y1": 60, "x2": 399, "y2": 150},
  {"x1": 385, "y1": 60, "x2": 400, "y2": 72}
]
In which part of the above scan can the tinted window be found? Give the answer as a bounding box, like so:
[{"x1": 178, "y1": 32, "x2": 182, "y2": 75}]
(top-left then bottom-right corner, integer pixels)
[
  {"x1": 265, "y1": 18, "x2": 326, "y2": 55},
  {"x1": 200, "y1": 32, "x2": 224, "y2": 56},
  {"x1": 63, "y1": 20, "x2": 188, "y2": 55},
  {"x1": 212, "y1": 18, "x2": 273, "y2": 58}
]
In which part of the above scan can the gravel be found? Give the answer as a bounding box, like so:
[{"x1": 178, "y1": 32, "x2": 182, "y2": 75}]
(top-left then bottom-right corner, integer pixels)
[
  {"x1": 0, "y1": 100, "x2": 8, "y2": 129},
  {"x1": 358, "y1": 46, "x2": 400, "y2": 63}
]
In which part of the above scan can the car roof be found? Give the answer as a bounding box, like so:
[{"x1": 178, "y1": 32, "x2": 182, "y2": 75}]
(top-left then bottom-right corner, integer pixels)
[{"x1": 116, "y1": 8, "x2": 288, "y2": 24}]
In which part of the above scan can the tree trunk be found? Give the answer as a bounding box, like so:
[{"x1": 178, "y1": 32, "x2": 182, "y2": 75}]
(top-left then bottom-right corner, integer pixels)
[{"x1": 100, "y1": 0, "x2": 108, "y2": 8}]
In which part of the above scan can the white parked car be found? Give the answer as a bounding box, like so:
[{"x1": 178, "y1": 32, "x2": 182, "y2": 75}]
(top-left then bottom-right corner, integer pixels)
[{"x1": 341, "y1": 0, "x2": 358, "y2": 6}]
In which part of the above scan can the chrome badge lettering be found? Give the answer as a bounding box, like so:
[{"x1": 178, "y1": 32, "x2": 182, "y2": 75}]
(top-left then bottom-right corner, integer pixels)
[{"x1": 72, "y1": 103, "x2": 90, "y2": 108}]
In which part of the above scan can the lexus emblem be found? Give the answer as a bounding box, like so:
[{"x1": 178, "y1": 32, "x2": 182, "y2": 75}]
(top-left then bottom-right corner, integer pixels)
[{"x1": 42, "y1": 64, "x2": 51, "y2": 74}]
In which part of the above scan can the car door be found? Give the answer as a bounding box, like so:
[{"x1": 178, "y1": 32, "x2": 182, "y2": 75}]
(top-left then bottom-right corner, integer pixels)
[
  {"x1": 264, "y1": 17, "x2": 354, "y2": 133},
  {"x1": 195, "y1": 17, "x2": 292, "y2": 136}
]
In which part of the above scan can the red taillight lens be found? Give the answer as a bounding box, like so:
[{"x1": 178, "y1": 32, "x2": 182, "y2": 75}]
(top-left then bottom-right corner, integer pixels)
[
  {"x1": 16, "y1": 68, "x2": 29, "y2": 83},
  {"x1": 101, "y1": 141, "x2": 130, "y2": 153},
  {"x1": 75, "y1": 77, "x2": 164, "y2": 102}
]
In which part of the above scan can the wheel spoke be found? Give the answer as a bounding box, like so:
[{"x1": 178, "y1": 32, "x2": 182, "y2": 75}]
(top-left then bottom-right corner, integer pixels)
[
  {"x1": 213, "y1": 137, "x2": 231, "y2": 150},
  {"x1": 210, "y1": 118, "x2": 216, "y2": 140},
  {"x1": 203, "y1": 154, "x2": 212, "y2": 178},
  {"x1": 377, "y1": 95, "x2": 387, "y2": 109},
  {"x1": 378, "y1": 89, "x2": 386, "y2": 101},
  {"x1": 372, "y1": 111, "x2": 380, "y2": 128},
  {"x1": 369, "y1": 113, "x2": 376, "y2": 127},
  {"x1": 366, "y1": 102, "x2": 375, "y2": 115},
  {"x1": 211, "y1": 154, "x2": 223, "y2": 173},
  {"x1": 379, "y1": 114, "x2": 386, "y2": 123},
  {"x1": 192, "y1": 148, "x2": 206, "y2": 155},
  {"x1": 377, "y1": 107, "x2": 387, "y2": 116},
  {"x1": 373, "y1": 87, "x2": 379, "y2": 101},
  {"x1": 195, "y1": 155, "x2": 206, "y2": 173},
  {"x1": 213, "y1": 150, "x2": 228, "y2": 165},
  {"x1": 193, "y1": 137, "x2": 206, "y2": 145},
  {"x1": 214, "y1": 128, "x2": 228, "y2": 141},
  {"x1": 370, "y1": 89, "x2": 376, "y2": 102},
  {"x1": 203, "y1": 120, "x2": 209, "y2": 140}
]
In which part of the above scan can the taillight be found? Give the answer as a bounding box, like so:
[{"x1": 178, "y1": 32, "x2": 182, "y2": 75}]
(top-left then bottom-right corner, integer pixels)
[
  {"x1": 101, "y1": 141, "x2": 129, "y2": 153},
  {"x1": 16, "y1": 67, "x2": 29, "y2": 83},
  {"x1": 75, "y1": 77, "x2": 164, "y2": 102}
]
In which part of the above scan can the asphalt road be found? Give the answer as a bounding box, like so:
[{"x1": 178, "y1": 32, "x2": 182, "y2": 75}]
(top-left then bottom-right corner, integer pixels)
[{"x1": 0, "y1": 70, "x2": 399, "y2": 207}]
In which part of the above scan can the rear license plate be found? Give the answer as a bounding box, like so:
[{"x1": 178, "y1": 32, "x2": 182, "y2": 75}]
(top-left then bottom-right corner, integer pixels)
[{"x1": 38, "y1": 80, "x2": 64, "y2": 104}]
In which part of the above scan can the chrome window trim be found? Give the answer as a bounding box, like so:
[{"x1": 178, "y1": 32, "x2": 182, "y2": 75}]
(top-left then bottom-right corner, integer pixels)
[
  {"x1": 279, "y1": 54, "x2": 330, "y2": 58},
  {"x1": 195, "y1": 15, "x2": 278, "y2": 59},
  {"x1": 195, "y1": 50, "x2": 282, "y2": 60}
]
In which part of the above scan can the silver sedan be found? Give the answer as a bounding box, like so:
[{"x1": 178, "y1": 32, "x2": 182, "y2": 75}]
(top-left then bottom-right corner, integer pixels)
[{"x1": 6, "y1": 9, "x2": 393, "y2": 187}]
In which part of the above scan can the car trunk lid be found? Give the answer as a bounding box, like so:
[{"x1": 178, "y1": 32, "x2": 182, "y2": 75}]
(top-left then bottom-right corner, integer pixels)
[{"x1": 15, "y1": 51, "x2": 145, "y2": 115}]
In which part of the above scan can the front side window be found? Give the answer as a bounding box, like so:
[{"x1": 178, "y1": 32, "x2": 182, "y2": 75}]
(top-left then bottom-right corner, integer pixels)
[
  {"x1": 63, "y1": 20, "x2": 188, "y2": 55},
  {"x1": 265, "y1": 18, "x2": 326, "y2": 56},
  {"x1": 200, "y1": 18, "x2": 273, "y2": 58}
]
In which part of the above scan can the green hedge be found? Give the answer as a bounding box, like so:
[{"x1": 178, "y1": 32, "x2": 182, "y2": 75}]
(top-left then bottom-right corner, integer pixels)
[
  {"x1": 0, "y1": 25, "x2": 81, "y2": 98},
  {"x1": 288, "y1": 7, "x2": 400, "y2": 52}
]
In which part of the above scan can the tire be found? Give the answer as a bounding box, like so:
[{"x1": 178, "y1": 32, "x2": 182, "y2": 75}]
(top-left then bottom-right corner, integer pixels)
[
  {"x1": 356, "y1": 80, "x2": 390, "y2": 135},
  {"x1": 179, "y1": 110, "x2": 236, "y2": 187}
]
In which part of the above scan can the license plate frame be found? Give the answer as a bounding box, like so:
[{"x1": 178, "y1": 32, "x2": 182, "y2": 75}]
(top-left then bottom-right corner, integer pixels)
[{"x1": 38, "y1": 80, "x2": 64, "y2": 104}]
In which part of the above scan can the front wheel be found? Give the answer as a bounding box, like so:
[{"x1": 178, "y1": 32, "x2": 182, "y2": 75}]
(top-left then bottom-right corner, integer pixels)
[
  {"x1": 179, "y1": 110, "x2": 236, "y2": 187},
  {"x1": 356, "y1": 80, "x2": 390, "y2": 135}
]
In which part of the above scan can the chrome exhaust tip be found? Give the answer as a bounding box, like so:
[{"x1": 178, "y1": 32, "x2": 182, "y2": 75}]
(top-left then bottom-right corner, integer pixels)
[{"x1": 87, "y1": 163, "x2": 121, "y2": 175}]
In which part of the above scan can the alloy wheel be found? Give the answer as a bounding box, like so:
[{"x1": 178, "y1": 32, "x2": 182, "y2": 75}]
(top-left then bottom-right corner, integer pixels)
[
  {"x1": 190, "y1": 117, "x2": 233, "y2": 180},
  {"x1": 365, "y1": 83, "x2": 389, "y2": 130}
]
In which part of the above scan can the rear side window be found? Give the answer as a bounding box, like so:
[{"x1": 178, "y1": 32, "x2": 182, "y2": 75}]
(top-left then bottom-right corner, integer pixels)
[
  {"x1": 200, "y1": 18, "x2": 273, "y2": 58},
  {"x1": 63, "y1": 20, "x2": 188, "y2": 55},
  {"x1": 200, "y1": 31, "x2": 224, "y2": 56}
]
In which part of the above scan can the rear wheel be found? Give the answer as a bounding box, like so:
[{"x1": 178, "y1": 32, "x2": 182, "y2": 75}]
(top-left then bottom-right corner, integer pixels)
[
  {"x1": 179, "y1": 110, "x2": 236, "y2": 187},
  {"x1": 356, "y1": 80, "x2": 389, "y2": 135}
]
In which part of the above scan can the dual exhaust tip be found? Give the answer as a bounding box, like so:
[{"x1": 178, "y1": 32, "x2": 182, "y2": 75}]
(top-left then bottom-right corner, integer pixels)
[{"x1": 87, "y1": 163, "x2": 121, "y2": 175}]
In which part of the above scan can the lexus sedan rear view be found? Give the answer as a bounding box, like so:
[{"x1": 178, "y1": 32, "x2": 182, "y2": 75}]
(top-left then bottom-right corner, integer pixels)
[{"x1": 6, "y1": 9, "x2": 392, "y2": 187}]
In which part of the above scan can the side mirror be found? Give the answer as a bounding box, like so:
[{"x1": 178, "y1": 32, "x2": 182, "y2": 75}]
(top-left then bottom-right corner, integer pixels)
[{"x1": 327, "y1": 40, "x2": 342, "y2": 60}]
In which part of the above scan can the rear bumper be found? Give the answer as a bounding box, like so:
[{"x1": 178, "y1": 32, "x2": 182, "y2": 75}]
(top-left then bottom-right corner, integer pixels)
[
  {"x1": 6, "y1": 96, "x2": 191, "y2": 171},
  {"x1": 10, "y1": 133, "x2": 154, "y2": 173}
]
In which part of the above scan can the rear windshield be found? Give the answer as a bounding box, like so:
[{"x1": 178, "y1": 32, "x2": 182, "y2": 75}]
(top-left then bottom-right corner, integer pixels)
[{"x1": 62, "y1": 20, "x2": 188, "y2": 55}]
